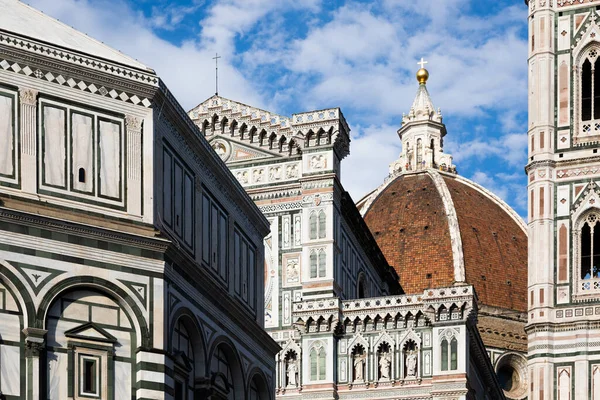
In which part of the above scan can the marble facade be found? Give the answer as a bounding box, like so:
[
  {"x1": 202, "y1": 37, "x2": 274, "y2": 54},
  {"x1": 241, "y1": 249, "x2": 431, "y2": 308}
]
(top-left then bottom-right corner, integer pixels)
[{"x1": 0, "y1": 1, "x2": 278, "y2": 399}]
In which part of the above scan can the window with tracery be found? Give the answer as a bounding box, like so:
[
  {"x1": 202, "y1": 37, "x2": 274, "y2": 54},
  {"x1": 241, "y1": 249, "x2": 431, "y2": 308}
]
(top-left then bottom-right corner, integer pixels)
[
  {"x1": 578, "y1": 212, "x2": 600, "y2": 292},
  {"x1": 309, "y1": 210, "x2": 326, "y2": 240},
  {"x1": 440, "y1": 337, "x2": 458, "y2": 372},
  {"x1": 578, "y1": 47, "x2": 600, "y2": 139},
  {"x1": 416, "y1": 139, "x2": 423, "y2": 167},
  {"x1": 310, "y1": 249, "x2": 326, "y2": 279}
]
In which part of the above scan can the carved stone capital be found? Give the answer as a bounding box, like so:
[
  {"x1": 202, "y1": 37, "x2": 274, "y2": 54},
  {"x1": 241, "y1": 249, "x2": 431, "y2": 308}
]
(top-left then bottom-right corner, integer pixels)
[
  {"x1": 25, "y1": 341, "x2": 45, "y2": 357},
  {"x1": 125, "y1": 115, "x2": 142, "y2": 132},
  {"x1": 19, "y1": 88, "x2": 38, "y2": 106}
]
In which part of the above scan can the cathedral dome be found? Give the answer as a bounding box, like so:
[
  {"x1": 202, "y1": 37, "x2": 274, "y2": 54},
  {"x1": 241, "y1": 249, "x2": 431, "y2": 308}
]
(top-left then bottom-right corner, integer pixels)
[{"x1": 358, "y1": 169, "x2": 527, "y2": 312}]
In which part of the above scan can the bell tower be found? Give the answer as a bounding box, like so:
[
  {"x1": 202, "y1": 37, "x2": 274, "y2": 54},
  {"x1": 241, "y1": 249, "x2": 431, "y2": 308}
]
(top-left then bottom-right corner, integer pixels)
[
  {"x1": 526, "y1": 1, "x2": 600, "y2": 399},
  {"x1": 391, "y1": 60, "x2": 455, "y2": 174}
]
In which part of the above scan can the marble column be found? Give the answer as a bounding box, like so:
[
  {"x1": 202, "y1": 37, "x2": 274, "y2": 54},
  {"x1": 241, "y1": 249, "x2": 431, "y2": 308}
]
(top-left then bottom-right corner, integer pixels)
[
  {"x1": 19, "y1": 88, "x2": 37, "y2": 194},
  {"x1": 23, "y1": 327, "x2": 47, "y2": 400}
]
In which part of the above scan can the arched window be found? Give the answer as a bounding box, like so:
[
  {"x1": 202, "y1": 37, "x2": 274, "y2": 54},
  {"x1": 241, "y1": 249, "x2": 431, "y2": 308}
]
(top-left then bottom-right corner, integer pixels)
[
  {"x1": 78, "y1": 167, "x2": 86, "y2": 183},
  {"x1": 309, "y1": 212, "x2": 317, "y2": 240},
  {"x1": 581, "y1": 51, "x2": 600, "y2": 122},
  {"x1": 450, "y1": 338, "x2": 458, "y2": 370},
  {"x1": 357, "y1": 273, "x2": 368, "y2": 299},
  {"x1": 318, "y1": 210, "x2": 326, "y2": 239},
  {"x1": 416, "y1": 138, "x2": 423, "y2": 168},
  {"x1": 309, "y1": 210, "x2": 326, "y2": 240},
  {"x1": 318, "y1": 249, "x2": 326, "y2": 277},
  {"x1": 211, "y1": 346, "x2": 235, "y2": 399},
  {"x1": 310, "y1": 250, "x2": 317, "y2": 278},
  {"x1": 249, "y1": 380, "x2": 260, "y2": 400},
  {"x1": 440, "y1": 335, "x2": 458, "y2": 372},
  {"x1": 578, "y1": 212, "x2": 600, "y2": 289},
  {"x1": 577, "y1": 47, "x2": 600, "y2": 141},
  {"x1": 173, "y1": 319, "x2": 194, "y2": 365},
  {"x1": 441, "y1": 338, "x2": 448, "y2": 371},
  {"x1": 582, "y1": 58, "x2": 592, "y2": 121},
  {"x1": 310, "y1": 343, "x2": 326, "y2": 381}
]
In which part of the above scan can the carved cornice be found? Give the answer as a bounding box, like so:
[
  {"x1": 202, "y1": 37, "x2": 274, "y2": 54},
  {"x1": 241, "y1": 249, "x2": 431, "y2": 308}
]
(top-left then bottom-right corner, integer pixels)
[
  {"x1": 0, "y1": 30, "x2": 157, "y2": 84},
  {"x1": 0, "y1": 46, "x2": 155, "y2": 108}
]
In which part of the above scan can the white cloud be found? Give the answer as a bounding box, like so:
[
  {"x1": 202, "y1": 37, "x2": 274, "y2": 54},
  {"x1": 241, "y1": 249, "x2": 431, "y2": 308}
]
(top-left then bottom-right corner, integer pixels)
[
  {"x1": 341, "y1": 124, "x2": 401, "y2": 201},
  {"x1": 23, "y1": 0, "x2": 269, "y2": 109},
  {"x1": 447, "y1": 132, "x2": 527, "y2": 168}
]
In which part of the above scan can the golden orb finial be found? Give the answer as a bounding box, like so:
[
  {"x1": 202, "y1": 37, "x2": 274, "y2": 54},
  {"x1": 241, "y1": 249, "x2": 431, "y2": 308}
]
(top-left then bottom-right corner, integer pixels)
[
  {"x1": 416, "y1": 57, "x2": 429, "y2": 84},
  {"x1": 416, "y1": 68, "x2": 429, "y2": 84}
]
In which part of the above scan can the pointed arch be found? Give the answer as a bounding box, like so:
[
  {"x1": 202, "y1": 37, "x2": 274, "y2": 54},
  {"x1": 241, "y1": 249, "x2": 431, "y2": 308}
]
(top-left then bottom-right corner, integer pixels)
[
  {"x1": 220, "y1": 116, "x2": 229, "y2": 135},
  {"x1": 249, "y1": 126, "x2": 258, "y2": 143},
  {"x1": 258, "y1": 129, "x2": 267, "y2": 146},
  {"x1": 211, "y1": 114, "x2": 219, "y2": 134},
  {"x1": 269, "y1": 132, "x2": 277, "y2": 149},
  {"x1": 278, "y1": 135, "x2": 287, "y2": 153},
  {"x1": 230, "y1": 119, "x2": 238, "y2": 136},
  {"x1": 239, "y1": 123, "x2": 248, "y2": 140}
]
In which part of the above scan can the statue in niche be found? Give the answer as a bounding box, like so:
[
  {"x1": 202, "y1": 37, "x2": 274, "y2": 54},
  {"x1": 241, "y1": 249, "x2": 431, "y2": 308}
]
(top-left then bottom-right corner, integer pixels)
[
  {"x1": 353, "y1": 351, "x2": 366, "y2": 381},
  {"x1": 406, "y1": 350, "x2": 418, "y2": 377},
  {"x1": 379, "y1": 351, "x2": 391, "y2": 380},
  {"x1": 287, "y1": 360, "x2": 298, "y2": 387}
]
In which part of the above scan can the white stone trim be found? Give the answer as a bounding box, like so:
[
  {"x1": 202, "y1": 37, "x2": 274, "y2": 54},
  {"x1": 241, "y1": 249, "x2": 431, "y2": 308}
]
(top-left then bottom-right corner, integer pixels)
[{"x1": 427, "y1": 170, "x2": 466, "y2": 283}]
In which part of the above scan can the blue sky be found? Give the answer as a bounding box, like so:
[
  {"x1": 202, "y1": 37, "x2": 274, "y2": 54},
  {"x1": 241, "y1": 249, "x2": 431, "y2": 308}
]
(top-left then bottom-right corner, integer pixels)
[{"x1": 26, "y1": 0, "x2": 529, "y2": 217}]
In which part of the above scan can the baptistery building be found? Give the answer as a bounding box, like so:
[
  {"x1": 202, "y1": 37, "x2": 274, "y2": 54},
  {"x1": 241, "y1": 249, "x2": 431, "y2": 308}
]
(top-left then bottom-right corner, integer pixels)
[{"x1": 0, "y1": 1, "x2": 278, "y2": 399}]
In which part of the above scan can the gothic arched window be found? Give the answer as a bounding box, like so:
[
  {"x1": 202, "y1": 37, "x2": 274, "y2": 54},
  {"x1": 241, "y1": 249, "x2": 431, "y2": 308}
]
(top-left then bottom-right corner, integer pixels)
[
  {"x1": 416, "y1": 139, "x2": 423, "y2": 168},
  {"x1": 577, "y1": 47, "x2": 600, "y2": 141},
  {"x1": 450, "y1": 338, "x2": 458, "y2": 370},
  {"x1": 318, "y1": 249, "x2": 326, "y2": 277},
  {"x1": 318, "y1": 210, "x2": 326, "y2": 239},
  {"x1": 579, "y1": 212, "x2": 600, "y2": 284},
  {"x1": 310, "y1": 250, "x2": 317, "y2": 278},
  {"x1": 309, "y1": 212, "x2": 317, "y2": 239},
  {"x1": 582, "y1": 58, "x2": 592, "y2": 121},
  {"x1": 441, "y1": 338, "x2": 448, "y2": 371}
]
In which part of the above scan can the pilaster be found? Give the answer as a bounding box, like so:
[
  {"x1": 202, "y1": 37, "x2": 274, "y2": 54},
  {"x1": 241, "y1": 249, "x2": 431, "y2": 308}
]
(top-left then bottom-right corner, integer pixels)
[
  {"x1": 19, "y1": 87, "x2": 37, "y2": 194},
  {"x1": 126, "y1": 115, "x2": 143, "y2": 216},
  {"x1": 22, "y1": 327, "x2": 47, "y2": 400}
]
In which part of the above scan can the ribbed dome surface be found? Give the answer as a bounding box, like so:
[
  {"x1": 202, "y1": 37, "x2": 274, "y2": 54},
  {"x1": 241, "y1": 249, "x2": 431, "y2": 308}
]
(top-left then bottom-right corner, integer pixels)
[{"x1": 362, "y1": 170, "x2": 527, "y2": 312}]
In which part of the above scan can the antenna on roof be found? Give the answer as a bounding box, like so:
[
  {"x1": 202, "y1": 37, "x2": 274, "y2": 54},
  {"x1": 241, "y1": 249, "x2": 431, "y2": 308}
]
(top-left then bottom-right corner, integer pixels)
[{"x1": 212, "y1": 53, "x2": 221, "y2": 96}]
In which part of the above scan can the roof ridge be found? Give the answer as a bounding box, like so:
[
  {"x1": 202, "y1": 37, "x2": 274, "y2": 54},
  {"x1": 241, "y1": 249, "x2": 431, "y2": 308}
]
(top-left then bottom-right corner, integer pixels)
[
  {"x1": 1, "y1": 0, "x2": 150, "y2": 70},
  {"x1": 426, "y1": 169, "x2": 466, "y2": 284}
]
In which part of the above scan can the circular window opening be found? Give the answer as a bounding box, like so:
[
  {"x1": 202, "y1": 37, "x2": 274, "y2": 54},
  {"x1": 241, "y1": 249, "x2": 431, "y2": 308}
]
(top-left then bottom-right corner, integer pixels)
[
  {"x1": 494, "y1": 352, "x2": 527, "y2": 400},
  {"x1": 497, "y1": 365, "x2": 517, "y2": 392}
]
